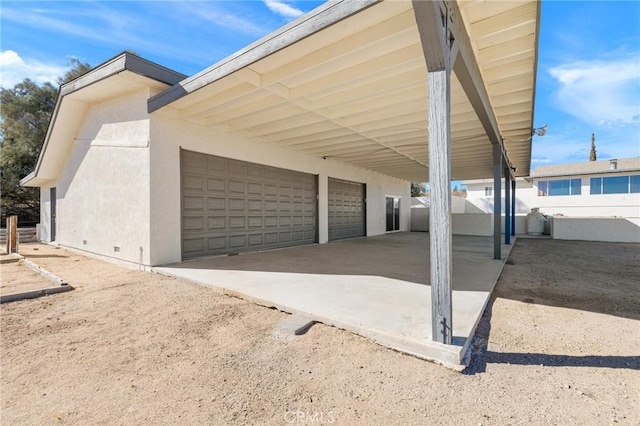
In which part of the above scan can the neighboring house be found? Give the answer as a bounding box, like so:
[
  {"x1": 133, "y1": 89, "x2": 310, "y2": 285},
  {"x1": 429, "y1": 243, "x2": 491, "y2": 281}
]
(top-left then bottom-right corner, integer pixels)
[
  {"x1": 464, "y1": 158, "x2": 640, "y2": 218},
  {"x1": 20, "y1": 0, "x2": 539, "y2": 270},
  {"x1": 459, "y1": 158, "x2": 640, "y2": 242},
  {"x1": 528, "y1": 158, "x2": 640, "y2": 217}
]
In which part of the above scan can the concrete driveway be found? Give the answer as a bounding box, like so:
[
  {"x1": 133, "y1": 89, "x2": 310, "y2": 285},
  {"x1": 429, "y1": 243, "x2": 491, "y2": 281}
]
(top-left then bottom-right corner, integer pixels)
[{"x1": 154, "y1": 232, "x2": 512, "y2": 368}]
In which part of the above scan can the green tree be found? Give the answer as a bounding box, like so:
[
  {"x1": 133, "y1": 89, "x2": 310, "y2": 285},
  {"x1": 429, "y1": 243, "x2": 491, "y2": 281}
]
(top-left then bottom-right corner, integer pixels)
[
  {"x1": 411, "y1": 182, "x2": 426, "y2": 197},
  {"x1": 58, "y1": 58, "x2": 91, "y2": 85},
  {"x1": 0, "y1": 59, "x2": 91, "y2": 226}
]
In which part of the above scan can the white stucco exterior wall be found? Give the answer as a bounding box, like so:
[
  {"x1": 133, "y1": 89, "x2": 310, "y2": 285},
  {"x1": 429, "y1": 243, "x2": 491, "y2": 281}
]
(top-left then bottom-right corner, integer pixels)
[
  {"x1": 465, "y1": 179, "x2": 534, "y2": 214},
  {"x1": 149, "y1": 111, "x2": 411, "y2": 266},
  {"x1": 38, "y1": 185, "x2": 52, "y2": 242},
  {"x1": 553, "y1": 217, "x2": 640, "y2": 243},
  {"x1": 39, "y1": 88, "x2": 152, "y2": 267}
]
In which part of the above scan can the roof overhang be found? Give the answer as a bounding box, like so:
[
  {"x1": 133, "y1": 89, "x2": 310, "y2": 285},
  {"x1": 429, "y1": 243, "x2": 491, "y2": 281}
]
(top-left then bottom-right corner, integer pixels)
[
  {"x1": 531, "y1": 168, "x2": 640, "y2": 179},
  {"x1": 149, "y1": 0, "x2": 540, "y2": 182},
  {"x1": 21, "y1": 52, "x2": 186, "y2": 187}
]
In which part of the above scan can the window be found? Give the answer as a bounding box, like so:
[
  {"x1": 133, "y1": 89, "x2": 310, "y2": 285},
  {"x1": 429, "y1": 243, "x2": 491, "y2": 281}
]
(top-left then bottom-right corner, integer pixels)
[
  {"x1": 537, "y1": 180, "x2": 547, "y2": 196},
  {"x1": 386, "y1": 197, "x2": 400, "y2": 232},
  {"x1": 571, "y1": 179, "x2": 582, "y2": 195},
  {"x1": 603, "y1": 176, "x2": 629, "y2": 194},
  {"x1": 484, "y1": 186, "x2": 492, "y2": 196},
  {"x1": 631, "y1": 175, "x2": 640, "y2": 193},
  {"x1": 537, "y1": 179, "x2": 581, "y2": 196},
  {"x1": 591, "y1": 175, "x2": 640, "y2": 194}
]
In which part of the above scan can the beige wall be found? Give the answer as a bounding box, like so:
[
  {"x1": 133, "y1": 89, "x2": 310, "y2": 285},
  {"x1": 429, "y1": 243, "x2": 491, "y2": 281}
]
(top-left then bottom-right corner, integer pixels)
[{"x1": 40, "y1": 88, "x2": 152, "y2": 267}]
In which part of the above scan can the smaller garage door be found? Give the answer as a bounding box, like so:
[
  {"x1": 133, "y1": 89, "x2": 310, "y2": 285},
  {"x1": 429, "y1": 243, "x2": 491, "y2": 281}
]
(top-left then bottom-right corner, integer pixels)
[{"x1": 328, "y1": 178, "x2": 366, "y2": 241}]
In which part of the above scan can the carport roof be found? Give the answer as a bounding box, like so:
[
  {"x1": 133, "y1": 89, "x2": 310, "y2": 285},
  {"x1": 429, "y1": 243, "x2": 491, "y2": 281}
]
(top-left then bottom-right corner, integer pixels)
[{"x1": 149, "y1": 0, "x2": 540, "y2": 182}]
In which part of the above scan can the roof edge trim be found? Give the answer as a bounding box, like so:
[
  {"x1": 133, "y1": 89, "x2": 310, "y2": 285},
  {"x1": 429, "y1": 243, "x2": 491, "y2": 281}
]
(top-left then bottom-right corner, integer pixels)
[
  {"x1": 531, "y1": 168, "x2": 640, "y2": 179},
  {"x1": 523, "y1": 0, "x2": 543, "y2": 177},
  {"x1": 19, "y1": 171, "x2": 36, "y2": 187}
]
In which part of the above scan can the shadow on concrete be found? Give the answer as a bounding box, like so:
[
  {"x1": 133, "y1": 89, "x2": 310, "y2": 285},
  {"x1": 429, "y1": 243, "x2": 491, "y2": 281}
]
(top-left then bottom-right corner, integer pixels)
[{"x1": 170, "y1": 232, "x2": 507, "y2": 292}]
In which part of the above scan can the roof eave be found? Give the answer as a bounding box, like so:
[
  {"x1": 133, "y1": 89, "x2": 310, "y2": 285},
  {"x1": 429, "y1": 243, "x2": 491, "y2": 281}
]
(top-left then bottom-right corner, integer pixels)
[{"x1": 22, "y1": 52, "x2": 185, "y2": 188}]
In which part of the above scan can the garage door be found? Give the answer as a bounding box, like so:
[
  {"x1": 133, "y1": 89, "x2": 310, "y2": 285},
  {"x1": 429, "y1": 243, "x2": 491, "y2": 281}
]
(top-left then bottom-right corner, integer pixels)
[
  {"x1": 328, "y1": 178, "x2": 366, "y2": 241},
  {"x1": 181, "y1": 150, "x2": 317, "y2": 259}
]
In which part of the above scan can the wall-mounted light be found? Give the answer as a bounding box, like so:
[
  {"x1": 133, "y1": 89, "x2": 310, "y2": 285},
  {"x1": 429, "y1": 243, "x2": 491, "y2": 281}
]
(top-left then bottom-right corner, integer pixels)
[{"x1": 532, "y1": 124, "x2": 547, "y2": 137}]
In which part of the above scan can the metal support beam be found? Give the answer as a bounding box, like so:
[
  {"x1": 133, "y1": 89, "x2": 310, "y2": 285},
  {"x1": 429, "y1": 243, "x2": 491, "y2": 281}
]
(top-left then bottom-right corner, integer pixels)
[
  {"x1": 414, "y1": 0, "x2": 453, "y2": 345},
  {"x1": 511, "y1": 179, "x2": 516, "y2": 236},
  {"x1": 493, "y1": 144, "x2": 502, "y2": 260},
  {"x1": 505, "y1": 169, "x2": 511, "y2": 245}
]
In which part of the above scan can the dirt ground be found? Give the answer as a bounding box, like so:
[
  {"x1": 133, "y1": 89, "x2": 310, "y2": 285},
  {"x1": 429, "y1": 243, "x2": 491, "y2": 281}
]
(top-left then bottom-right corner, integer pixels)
[
  {"x1": 0, "y1": 254, "x2": 53, "y2": 296},
  {"x1": 1, "y1": 239, "x2": 638, "y2": 425}
]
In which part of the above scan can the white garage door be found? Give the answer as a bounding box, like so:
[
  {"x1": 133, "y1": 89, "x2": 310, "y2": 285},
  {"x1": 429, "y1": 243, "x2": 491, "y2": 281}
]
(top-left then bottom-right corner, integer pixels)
[{"x1": 181, "y1": 150, "x2": 317, "y2": 259}]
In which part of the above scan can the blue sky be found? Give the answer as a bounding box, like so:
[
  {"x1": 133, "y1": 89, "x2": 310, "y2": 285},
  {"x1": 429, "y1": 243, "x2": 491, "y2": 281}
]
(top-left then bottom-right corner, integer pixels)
[{"x1": 1, "y1": 0, "x2": 639, "y2": 170}]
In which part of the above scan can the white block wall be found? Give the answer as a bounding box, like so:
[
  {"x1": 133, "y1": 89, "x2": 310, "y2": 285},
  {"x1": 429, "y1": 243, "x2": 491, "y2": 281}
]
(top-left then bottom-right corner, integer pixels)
[{"x1": 553, "y1": 217, "x2": 640, "y2": 243}]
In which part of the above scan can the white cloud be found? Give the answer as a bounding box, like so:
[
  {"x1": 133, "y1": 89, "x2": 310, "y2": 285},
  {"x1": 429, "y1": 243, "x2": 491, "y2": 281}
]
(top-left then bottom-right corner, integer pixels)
[
  {"x1": 180, "y1": 2, "x2": 267, "y2": 36},
  {"x1": 264, "y1": 0, "x2": 304, "y2": 19},
  {"x1": 0, "y1": 50, "x2": 65, "y2": 87},
  {"x1": 548, "y1": 56, "x2": 640, "y2": 126}
]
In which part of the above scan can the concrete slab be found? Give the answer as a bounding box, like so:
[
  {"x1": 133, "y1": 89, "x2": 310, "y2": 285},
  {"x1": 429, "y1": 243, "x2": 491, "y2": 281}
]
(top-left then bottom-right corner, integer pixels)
[
  {"x1": 154, "y1": 232, "x2": 513, "y2": 369},
  {"x1": 275, "y1": 315, "x2": 315, "y2": 335},
  {"x1": 0, "y1": 284, "x2": 73, "y2": 304}
]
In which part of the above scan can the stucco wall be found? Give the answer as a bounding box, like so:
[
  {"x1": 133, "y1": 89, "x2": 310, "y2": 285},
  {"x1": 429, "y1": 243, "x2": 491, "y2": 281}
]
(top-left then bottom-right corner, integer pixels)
[
  {"x1": 465, "y1": 179, "x2": 535, "y2": 214},
  {"x1": 553, "y1": 217, "x2": 640, "y2": 243},
  {"x1": 411, "y1": 207, "x2": 429, "y2": 232},
  {"x1": 39, "y1": 185, "x2": 52, "y2": 242},
  {"x1": 149, "y1": 112, "x2": 411, "y2": 266},
  {"x1": 40, "y1": 88, "x2": 152, "y2": 267},
  {"x1": 452, "y1": 214, "x2": 494, "y2": 236}
]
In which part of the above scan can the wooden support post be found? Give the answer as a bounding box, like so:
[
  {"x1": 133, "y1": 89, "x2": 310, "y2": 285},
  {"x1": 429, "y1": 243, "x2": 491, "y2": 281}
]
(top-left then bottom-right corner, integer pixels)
[
  {"x1": 7, "y1": 215, "x2": 18, "y2": 254},
  {"x1": 505, "y1": 170, "x2": 511, "y2": 245},
  {"x1": 511, "y1": 179, "x2": 516, "y2": 236},
  {"x1": 428, "y1": 67, "x2": 453, "y2": 345},
  {"x1": 413, "y1": 0, "x2": 457, "y2": 345},
  {"x1": 493, "y1": 145, "x2": 502, "y2": 260}
]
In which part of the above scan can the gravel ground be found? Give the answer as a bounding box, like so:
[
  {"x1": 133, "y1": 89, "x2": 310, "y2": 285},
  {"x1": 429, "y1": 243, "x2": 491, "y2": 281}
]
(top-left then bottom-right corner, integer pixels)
[{"x1": 1, "y1": 239, "x2": 638, "y2": 425}]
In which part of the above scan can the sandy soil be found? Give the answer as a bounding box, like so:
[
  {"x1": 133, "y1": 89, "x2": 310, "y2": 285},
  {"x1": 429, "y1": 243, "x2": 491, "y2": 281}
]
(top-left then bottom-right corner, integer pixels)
[
  {"x1": 1, "y1": 239, "x2": 638, "y2": 425},
  {"x1": 0, "y1": 255, "x2": 53, "y2": 296}
]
